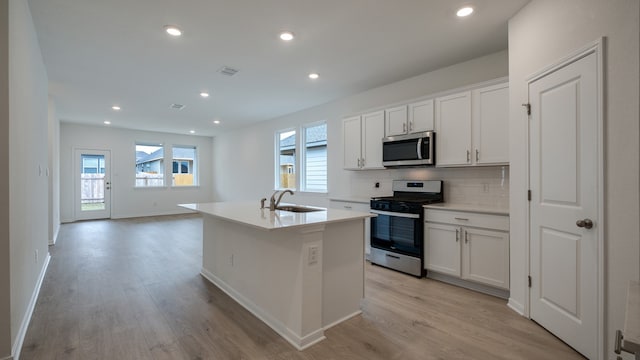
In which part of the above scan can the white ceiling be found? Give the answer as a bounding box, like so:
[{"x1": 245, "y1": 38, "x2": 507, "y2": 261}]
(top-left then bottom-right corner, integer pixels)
[{"x1": 28, "y1": 0, "x2": 529, "y2": 137}]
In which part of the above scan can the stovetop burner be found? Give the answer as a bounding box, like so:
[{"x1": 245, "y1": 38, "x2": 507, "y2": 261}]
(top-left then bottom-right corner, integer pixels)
[{"x1": 370, "y1": 180, "x2": 443, "y2": 213}]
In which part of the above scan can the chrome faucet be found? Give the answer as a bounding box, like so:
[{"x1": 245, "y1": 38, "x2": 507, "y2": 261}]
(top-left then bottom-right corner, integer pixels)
[{"x1": 269, "y1": 190, "x2": 294, "y2": 211}]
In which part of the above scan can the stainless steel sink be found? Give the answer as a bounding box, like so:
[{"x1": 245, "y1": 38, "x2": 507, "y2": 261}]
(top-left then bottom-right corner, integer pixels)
[{"x1": 275, "y1": 205, "x2": 324, "y2": 213}]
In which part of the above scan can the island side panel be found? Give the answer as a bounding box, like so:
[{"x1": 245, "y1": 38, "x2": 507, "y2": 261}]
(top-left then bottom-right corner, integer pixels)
[
  {"x1": 200, "y1": 214, "x2": 325, "y2": 349},
  {"x1": 322, "y1": 219, "x2": 365, "y2": 328}
]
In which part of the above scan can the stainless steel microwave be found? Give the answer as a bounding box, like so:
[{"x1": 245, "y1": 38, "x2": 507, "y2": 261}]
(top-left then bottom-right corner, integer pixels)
[{"x1": 382, "y1": 131, "x2": 435, "y2": 167}]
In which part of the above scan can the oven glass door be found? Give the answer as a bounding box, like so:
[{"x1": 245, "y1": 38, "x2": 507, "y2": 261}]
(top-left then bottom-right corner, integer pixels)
[{"x1": 370, "y1": 210, "x2": 422, "y2": 256}]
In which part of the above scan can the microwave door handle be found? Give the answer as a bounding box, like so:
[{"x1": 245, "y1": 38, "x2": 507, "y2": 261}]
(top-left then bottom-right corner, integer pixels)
[{"x1": 417, "y1": 138, "x2": 423, "y2": 159}]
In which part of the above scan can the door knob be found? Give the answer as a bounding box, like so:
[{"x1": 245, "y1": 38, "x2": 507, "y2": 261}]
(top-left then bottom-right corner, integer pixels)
[{"x1": 576, "y1": 219, "x2": 593, "y2": 229}]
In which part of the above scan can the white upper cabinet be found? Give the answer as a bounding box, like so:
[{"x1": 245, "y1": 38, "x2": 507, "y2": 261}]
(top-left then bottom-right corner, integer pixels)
[
  {"x1": 361, "y1": 111, "x2": 385, "y2": 169},
  {"x1": 435, "y1": 81, "x2": 509, "y2": 167},
  {"x1": 385, "y1": 105, "x2": 408, "y2": 136},
  {"x1": 343, "y1": 115, "x2": 362, "y2": 170},
  {"x1": 385, "y1": 99, "x2": 434, "y2": 137},
  {"x1": 408, "y1": 99, "x2": 434, "y2": 134},
  {"x1": 472, "y1": 83, "x2": 509, "y2": 165},
  {"x1": 343, "y1": 111, "x2": 385, "y2": 170},
  {"x1": 435, "y1": 91, "x2": 472, "y2": 166}
]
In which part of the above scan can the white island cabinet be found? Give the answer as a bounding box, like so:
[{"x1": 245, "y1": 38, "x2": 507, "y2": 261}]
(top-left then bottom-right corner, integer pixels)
[{"x1": 179, "y1": 202, "x2": 374, "y2": 350}]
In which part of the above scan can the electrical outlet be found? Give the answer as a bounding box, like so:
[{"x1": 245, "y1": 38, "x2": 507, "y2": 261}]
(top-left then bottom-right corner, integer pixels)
[
  {"x1": 308, "y1": 246, "x2": 318, "y2": 265},
  {"x1": 483, "y1": 183, "x2": 490, "y2": 193}
]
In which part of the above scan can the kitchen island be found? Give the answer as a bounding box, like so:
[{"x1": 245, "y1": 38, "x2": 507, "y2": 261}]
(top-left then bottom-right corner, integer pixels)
[{"x1": 179, "y1": 202, "x2": 374, "y2": 350}]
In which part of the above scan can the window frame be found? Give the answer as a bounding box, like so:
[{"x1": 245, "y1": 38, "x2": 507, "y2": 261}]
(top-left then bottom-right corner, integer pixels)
[
  {"x1": 274, "y1": 121, "x2": 328, "y2": 194},
  {"x1": 171, "y1": 144, "x2": 199, "y2": 187},
  {"x1": 300, "y1": 121, "x2": 328, "y2": 193},
  {"x1": 275, "y1": 127, "x2": 297, "y2": 191},
  {"x1": 135, "y1": 142, "x2": 165, "y2": 188}
]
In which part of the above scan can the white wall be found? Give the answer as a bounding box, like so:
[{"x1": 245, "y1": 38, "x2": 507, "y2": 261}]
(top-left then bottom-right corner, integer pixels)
[
  {"x1": 0, "y1": 0, "x2": 10, "y2": 357},
  {"x1": 48, "y1": 98, "x2": 60, "y2": 245},
  {"x1": 213, "y1": 51, "x2": 510, "y2": 207},
  {"x1": 60, "y1": 123, "x2": 214, "y2": 221},
  {"x1": 508, "y1": 0, "x2": 640, "y2": 358},
  {"x1": 8, "y1": 0, "x2": 51, "y2": 357}
]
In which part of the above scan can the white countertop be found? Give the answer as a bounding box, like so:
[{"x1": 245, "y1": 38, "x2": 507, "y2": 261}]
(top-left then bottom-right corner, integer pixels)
[
  {"x1": 179, "y1": 202, "x2": 374, "y2": 231},
  {"x1": 424, "y1": 203, "x2": 509, "y2": 216}
]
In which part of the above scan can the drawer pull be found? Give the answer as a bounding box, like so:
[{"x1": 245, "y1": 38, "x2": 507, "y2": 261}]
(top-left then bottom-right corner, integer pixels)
[
  {"x1": 344, "y1": 206, "x2": 352, "y2": 209},
  {"x1": 454, "y1": 217, "x2": 469, "y2": 221},
  {"x1": 386, "y1": 254, "x2": 400, "y2": 259}
]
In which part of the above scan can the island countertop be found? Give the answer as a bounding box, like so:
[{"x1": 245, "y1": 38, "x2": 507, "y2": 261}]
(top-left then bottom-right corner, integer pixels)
[{"x1": 179, "y1": 202, "x2": 374, "y2": 231}]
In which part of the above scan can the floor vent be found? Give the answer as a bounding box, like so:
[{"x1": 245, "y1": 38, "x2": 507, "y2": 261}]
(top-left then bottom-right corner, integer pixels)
[{"x1": 218, "y1": 66, "x2": 239, "y2": 76}]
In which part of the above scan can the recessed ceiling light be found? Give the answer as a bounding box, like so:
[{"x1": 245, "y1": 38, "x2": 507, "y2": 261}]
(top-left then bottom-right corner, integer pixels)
[
  {"x1": 213, "y1": 120, "x2": 221, "y2": 125},
  {"x1": 111, "y1": 105, "x2": 120, "y2": 111},
  {"x1": 103, "y1": 120, "x2": 111, "y2": 125},
  {"x1": 189, "y1": 130, "x2": 196, "y2": 134},
  {"x1": 164, "y1": 25, "x2": 182, "y2": 36},
  {"x1": 456, "y1": 6, "x2": 474, "y2": 17},
  {"x1": 200, "y1": 92, "x2": 210, "y2": 98},
  {"x1": 279, "y1": 31, "x2": 294, "y2": 41},
  {"x1": 308, "y1": 73, "x2": 319, "y2": 79}
]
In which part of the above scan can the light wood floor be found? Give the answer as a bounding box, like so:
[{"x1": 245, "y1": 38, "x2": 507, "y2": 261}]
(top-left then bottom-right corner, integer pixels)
[{"x1": 21, "y1": 214, "x2": 584, "y2": 360}]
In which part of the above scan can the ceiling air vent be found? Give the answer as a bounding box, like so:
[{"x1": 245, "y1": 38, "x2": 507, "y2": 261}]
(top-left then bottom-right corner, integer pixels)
[
  {"x1": 169, "y1": 103, "x2": 185, "y2": 110},
  {"x1": 218, "y1": 66, "x2": 239, "y2": 76}
]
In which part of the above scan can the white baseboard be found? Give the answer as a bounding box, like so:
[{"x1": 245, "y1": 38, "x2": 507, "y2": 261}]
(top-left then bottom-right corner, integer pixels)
[
  {"x1": 49, "y1": 225, "x2": 59, "y2": 246},
  {"x1": 323, "y1": 310, "x2": 362, "y2": 331},
  {"x1": 200, "y1": 268, "x2": 326, "y2": 350},
  {"x1": 507, "y1": 298, "x2": 526, "y2": 316},
  {"x1": 12, "y1": 253, "x2": 50, "y2": 360}
]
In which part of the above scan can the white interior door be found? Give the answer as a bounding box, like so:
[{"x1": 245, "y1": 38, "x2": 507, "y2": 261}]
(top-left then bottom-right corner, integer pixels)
[
  {"x1": 528, "y1": 50, "x2": 600, "y2": 358},
  {"x1": 75, "y1": 149, "x2": 111, "y2": 220}
]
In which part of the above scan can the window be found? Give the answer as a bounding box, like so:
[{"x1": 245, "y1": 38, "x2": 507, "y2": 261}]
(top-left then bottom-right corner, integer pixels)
[
  {"x1": 276, "y1": 129, "x2": 296, "y2": 190},
  {"x1": 172, "y1": 145, "x2": 197, "y2": 186},
  {"x1": 135, "y1": 143, "x2": 164, "y2": 187},
  {"x1": 275, "y1": 122, "x2": 327, "y2": 192},
  {"x1": 302, "y1": 122, "x2": 327, "y2": 192}
]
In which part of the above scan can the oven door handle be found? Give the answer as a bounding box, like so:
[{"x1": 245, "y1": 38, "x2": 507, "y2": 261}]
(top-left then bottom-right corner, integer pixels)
[{"x1": 370, "y1": 209, "x2": 420, "y2": 219}]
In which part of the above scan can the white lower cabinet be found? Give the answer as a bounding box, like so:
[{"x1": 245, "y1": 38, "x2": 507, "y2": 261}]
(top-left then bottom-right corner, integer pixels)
[
  {"x1": 330, "y1": 199, "x2": 371, "y2": 259},
  {"x1": 424, "y1": 208, "x2": 509, "y2": 290}
]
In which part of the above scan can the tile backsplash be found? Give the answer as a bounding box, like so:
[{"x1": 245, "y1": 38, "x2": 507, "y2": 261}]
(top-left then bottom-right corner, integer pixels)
[{"x1": 347, "y1": 165, "x2": 509, "y2": 209}]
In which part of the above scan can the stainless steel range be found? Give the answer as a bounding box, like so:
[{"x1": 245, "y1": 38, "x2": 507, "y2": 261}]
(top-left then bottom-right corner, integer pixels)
[{"x1": 370, "y1": 180, "x2": 443, "y2": 277}]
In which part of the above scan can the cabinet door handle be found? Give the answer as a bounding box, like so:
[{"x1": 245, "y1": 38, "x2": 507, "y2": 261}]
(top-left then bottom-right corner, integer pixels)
[
  {"x1": 357, "y1": 158, "x2": 361, "y2": 168},
  {"x1": 361, "y1": 158, "x2": 365, "y2": 167},
  {"x1": 476, "y1": 149, "x2": 479, "y2": 162},
  {"x1": 403, "y1": 123, "x2": 407, "y2": 133},
  {"x1": 455, "y1": 228, "x2": 459, "y2": 242},
  {"x1": 409, "y1": 121, "x2": 413, "y2": 132},
  {"x1": 465, "y1": 231, "x2": 469, "y2": 243},
  {"x1": 344, "y1": 205, "x2": 352, "y2": 209},
  {"x1": 466, "y1": 150, "x2": 470, "y2": 162},
  {"x1": 454, "y1": 217, "x2": 469, "y2": 221}
]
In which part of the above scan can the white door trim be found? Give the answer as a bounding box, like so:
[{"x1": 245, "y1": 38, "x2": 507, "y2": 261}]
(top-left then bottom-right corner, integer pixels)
[{"x1": 525, "y1": 38, "x2": 605, "y2": 360}]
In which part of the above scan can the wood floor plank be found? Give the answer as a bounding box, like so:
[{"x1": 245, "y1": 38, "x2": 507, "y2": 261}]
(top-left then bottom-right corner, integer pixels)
[{"x1": 20, "y1": 214, "x2": 585, "y2": 359}]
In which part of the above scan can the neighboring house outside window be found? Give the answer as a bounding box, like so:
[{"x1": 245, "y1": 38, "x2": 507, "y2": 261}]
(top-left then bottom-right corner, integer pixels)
[
  {"x1": 302, "y1": 122, "x2": 327, "y2": 192},
  {"x1": 275, "y1": 122, "x2": 327, "y2": 193},
  {"x1": 135, "y1": 144, "x2": 164, "y2": 187},
  {"x1": 81, "y1": 155, "x2": 105, "y2": 174},
  {"x1": 277, "y1": 130, "x2": 296, "y2": 190},
  {"x1": 172, "y1": 145, "x2": 197, "y2": 186}
]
